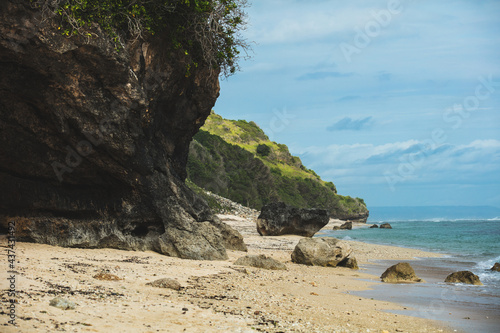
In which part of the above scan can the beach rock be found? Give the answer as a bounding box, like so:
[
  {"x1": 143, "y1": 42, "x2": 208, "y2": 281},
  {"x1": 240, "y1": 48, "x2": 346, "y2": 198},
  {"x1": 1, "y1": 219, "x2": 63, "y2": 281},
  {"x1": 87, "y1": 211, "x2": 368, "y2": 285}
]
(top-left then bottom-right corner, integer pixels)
[
  {"x1": 332, "y1": 226, "x2": 340, "y2": 230},
  {"x1": 0, "y1": 1, "x2": 246, "y2": 260},
  {"x1": 340, "y1": 222, "x2": 353, "y2": 230},
  {"x1": 146, "y1": 278, "x2": 182, "y2": 290},
  {"x1": 380, "y1": 223, "x2": 393, "y2": 229},
  {"x1": 380, "y1": 263, "x2": 424, "y2": 283},
  {"x1": 338, "y1": 256, "x2": 359, "y2": 270},
  {"x1": 93, "y1": 273, "x2": 121, "y2": 281},
  {"x1": 444, "y1": 271, "x2": 483, "y2": 285},
  {"x1": 257, "y1": 202, "x2": 329, "y2": 237},
  {"x1": 370, "y1": 224, "x2": 379, "y2": 228},
  {"x1": 491, "y1": 263, "x2": 500, "y2": 272},
  {"x1": 49, "y1": 297, "x2": 76, "y2": 310},
  {"x1": 234, "y1": 254, "x2": 287, "y2": 270},
  {"x1": 291, "y1": 238, "x2": 352, "y2": 267}
]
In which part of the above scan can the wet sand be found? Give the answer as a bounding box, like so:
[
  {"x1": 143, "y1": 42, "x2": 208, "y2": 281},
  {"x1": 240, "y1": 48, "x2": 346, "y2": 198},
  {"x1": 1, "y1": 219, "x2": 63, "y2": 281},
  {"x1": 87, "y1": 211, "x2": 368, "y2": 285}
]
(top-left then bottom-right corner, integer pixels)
[{"x1": 356, "y1": 258, "x2": 500, "y2": 333}]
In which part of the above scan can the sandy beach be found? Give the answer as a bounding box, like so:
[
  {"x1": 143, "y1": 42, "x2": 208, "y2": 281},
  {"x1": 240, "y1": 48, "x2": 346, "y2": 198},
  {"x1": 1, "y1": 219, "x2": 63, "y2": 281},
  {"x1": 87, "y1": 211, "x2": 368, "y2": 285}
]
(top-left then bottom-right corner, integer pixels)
[{"x1": 1, "y1": 215, "x2": 457, "y2": 333}]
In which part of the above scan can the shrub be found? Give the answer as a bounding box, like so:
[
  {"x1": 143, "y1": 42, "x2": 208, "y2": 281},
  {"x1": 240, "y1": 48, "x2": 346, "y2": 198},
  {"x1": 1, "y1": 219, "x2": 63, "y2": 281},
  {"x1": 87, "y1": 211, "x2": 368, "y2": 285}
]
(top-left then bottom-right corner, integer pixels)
[{"x1": 256, "y1": 144, "x2": 271, "y2": 157}]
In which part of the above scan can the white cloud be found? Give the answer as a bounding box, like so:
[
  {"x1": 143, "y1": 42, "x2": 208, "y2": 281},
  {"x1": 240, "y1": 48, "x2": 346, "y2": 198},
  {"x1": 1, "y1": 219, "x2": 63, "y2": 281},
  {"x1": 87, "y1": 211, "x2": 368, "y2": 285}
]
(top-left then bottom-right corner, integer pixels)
[
  {"x1": 295, "y1": 139, "x2": 500, "y2": 186},
  {"x1": 246, "y1": 3, "x2": 380, "y2": 44}
]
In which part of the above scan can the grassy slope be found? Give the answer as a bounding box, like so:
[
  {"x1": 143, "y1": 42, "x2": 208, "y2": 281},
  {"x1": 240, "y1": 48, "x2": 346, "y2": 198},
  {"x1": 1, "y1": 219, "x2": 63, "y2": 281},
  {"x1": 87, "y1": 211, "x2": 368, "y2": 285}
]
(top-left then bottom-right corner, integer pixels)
[{"x1": 187, "y1": 112, "x2": 369, "y2": 220}]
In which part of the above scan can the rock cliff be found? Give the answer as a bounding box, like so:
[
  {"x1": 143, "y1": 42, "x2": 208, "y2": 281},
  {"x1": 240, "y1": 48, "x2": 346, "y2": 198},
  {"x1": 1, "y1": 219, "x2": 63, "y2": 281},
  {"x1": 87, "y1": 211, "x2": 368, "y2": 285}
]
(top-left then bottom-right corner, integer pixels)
[{"x1": 0, "y1": 0, "x2": 246, "y2": 259}]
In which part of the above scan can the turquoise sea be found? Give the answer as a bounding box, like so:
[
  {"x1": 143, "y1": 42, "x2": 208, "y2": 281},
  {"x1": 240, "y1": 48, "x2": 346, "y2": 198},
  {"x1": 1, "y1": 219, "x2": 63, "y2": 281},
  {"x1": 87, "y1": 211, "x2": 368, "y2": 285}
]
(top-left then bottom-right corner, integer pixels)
[{"x1": 321, "y1": 218, "x2": 500, "y2": 333}]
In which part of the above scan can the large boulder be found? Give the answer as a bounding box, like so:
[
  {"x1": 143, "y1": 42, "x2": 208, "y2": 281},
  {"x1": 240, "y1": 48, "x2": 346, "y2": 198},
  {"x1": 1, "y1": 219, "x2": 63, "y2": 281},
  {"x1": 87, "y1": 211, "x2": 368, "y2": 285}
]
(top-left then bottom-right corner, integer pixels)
[
  {"x1": 444, "y1": 271, "x2": 483, "y2": 285},
  {"x1": 0, "y1": 1, "x2": 246, "y2": 260},
  {"x1": 256, "y1": 202, "x2": 329, "y2": 237},
  {"x1": 234, "y1": 254, "x2": 287, "y2": 270},
  {"x1": 491, "y1": 263, "x2": 500, "y2": 272},
  {"x1": 370, "y1": 224, "x2": 379, "y2": 228},
  {"x1": 339, "y1": 221, "x2": 352, "y2": 230},
  {"x1": 380, "y1": 223, "x2": 392, "y2": 229},
  {"x1": 291, "y1": 238, "x2": 352, "y2": 267},
  {"x1": 380, "y1": 263, "x2": 424, "y2": 283}
]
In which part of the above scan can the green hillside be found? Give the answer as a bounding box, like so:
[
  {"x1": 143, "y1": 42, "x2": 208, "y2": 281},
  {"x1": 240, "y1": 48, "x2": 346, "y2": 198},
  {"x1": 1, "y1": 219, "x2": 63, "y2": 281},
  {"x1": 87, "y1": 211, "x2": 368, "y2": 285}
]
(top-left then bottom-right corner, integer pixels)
[{"x1": 187, "y1": 112, "x2": 369, "y2": 221}]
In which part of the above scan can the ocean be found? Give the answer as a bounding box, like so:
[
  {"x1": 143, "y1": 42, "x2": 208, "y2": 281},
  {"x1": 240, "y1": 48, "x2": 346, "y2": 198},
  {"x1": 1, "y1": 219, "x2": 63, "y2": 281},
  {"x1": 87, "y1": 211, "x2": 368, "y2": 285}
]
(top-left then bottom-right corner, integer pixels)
[{"x1": 322, "y1": 219, "x2": 500, "y2": 333}]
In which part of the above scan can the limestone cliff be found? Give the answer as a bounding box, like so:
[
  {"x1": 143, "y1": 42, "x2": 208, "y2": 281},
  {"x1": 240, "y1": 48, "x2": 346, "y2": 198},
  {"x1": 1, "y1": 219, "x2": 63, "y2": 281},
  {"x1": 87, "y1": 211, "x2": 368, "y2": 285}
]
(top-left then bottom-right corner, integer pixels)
[{"x1": 0, "y1": 0, "x2": 246, "y2": 259}]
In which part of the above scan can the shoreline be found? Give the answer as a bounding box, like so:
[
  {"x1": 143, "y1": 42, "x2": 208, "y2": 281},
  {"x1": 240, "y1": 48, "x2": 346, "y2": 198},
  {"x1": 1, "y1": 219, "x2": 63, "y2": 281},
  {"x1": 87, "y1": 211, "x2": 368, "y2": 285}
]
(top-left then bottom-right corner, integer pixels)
[{"x1": 0, "y1": 216, "x2": 458, "y2": 332}]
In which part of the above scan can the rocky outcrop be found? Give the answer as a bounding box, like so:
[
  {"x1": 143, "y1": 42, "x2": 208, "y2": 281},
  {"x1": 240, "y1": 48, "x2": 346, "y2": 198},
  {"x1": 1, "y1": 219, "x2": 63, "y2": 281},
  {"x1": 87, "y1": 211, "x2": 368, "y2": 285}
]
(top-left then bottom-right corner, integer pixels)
[
  {"x1": 339, "y1": 222, "x2": 352, "y2": 230},
  {"x1": 370, "y1": 224, "x2": 379, "y2": 228},
  {"x1": 330, "y1": 206, "x2": 369, "y2": 223},
  {"x1": 380, "y1": 223, "x2": 392, "y2": 229},
  {"x1": 380, "y1": 263, "x2": 424, "y2": 283},
  {"x1": 0, "y1": 1, "x2": 245, "y2": 260},
  {"x1": 444, "y1": 271, "x2": 483, "y2": 285},
  {"x1": 256, "y1": 202, "x2": 329, "y2": 237},
  {"x1": 234, "y1": 254, "x2": 287, "y2": 270},
  {"x1": 491, "y1": 263, "x2": 500, "y2": 272},
  {"x1": 291, "y1": 238, "x2": 353, "y2": 267}
]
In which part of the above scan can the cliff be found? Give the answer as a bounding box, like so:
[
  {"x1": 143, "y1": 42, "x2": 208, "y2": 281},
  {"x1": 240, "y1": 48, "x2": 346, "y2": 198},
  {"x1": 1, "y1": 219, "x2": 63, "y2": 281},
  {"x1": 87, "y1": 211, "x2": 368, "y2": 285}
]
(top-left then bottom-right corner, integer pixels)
[
  {"x1": 187, "y1": 113, "x2": 369, "y2": 222},
  {"x1": 0, "y1": 0, "x2": 246, "y2": 259}
]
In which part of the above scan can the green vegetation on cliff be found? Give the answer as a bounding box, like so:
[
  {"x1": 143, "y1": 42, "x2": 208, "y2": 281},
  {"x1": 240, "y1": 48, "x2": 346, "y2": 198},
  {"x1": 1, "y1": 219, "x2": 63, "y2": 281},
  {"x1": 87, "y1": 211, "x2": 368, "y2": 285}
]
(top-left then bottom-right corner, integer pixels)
[
  {"x1": 187, "y1": 112, "x2": 369, "y2": 221},
  {"x1": 31, "y1": 0, "x2": 249, "y2": 76}
]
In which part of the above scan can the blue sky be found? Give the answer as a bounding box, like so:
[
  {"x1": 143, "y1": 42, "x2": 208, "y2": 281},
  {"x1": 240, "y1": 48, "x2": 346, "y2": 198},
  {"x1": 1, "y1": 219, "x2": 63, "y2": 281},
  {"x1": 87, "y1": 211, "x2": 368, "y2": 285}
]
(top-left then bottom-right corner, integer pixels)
[{"x1": 213, "y1": 0, "x2": 500, "y2": 208}]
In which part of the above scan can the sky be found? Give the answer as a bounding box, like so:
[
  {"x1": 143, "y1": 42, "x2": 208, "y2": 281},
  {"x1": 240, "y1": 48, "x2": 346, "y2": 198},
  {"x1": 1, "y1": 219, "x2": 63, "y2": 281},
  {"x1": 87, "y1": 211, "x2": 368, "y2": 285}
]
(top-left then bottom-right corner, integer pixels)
[{"x1": 213, "y1": 0, "x2": 500, "y2": 209}]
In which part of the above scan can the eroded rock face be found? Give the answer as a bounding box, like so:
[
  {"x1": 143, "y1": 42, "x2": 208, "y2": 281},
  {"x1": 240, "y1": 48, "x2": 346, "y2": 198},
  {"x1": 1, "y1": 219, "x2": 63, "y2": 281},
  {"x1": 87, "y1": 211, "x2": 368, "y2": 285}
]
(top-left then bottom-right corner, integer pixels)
[
  {"x1": 291, "y1": 238, "x2": 352, "y2": 267},
  {"x1": 380, "y1": 263, "x2": 424, "y2": 283},
  {"x1": 445, "y1": 271, "x2": 483, "y2": 285},
  {"x1": 0, "y1": 0, "x2": 245, "y2": 259},
  {"x1": 257, "y1": 202, "x2": 329, "y2": 237}
]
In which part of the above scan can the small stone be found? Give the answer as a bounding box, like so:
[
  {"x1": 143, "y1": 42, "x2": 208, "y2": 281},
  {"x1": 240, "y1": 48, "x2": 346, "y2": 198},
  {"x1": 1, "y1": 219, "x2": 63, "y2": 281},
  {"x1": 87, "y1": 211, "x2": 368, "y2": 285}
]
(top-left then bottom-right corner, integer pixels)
[
  {"x1": 146, "y1": 278, "x2": 182, "y2": 290},
  {"x1": 93, "y1": 272, "x2": 121, "y2": 281},
  {"x1": 234, "y1": 254, "x2": 287, "y2": 270},
  {"x1": 49, "y1": 297, "x2": 76, "y2": 310}
]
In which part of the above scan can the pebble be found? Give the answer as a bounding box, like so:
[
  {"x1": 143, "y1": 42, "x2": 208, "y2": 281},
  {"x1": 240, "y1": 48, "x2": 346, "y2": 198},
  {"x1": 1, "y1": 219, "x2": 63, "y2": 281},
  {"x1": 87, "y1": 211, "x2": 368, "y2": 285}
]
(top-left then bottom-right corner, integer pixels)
[{"x1": 49, "y1": 297, "x2": 76, "y2": 310}]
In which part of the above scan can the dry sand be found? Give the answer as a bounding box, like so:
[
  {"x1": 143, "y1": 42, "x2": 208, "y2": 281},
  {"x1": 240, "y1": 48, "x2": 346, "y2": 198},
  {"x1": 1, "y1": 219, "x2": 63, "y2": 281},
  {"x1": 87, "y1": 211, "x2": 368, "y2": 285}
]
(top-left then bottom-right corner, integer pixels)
[{"x1": 0, "y1": 215, "x2": 456, "y2": 333}]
